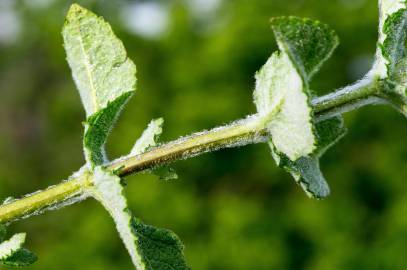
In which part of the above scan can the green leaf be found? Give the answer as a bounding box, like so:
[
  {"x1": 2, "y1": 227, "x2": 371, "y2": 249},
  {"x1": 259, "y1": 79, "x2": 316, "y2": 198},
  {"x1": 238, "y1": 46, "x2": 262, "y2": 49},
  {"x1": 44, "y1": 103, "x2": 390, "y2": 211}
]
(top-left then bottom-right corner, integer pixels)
[
  {"x1": 63, "y1": 4, "x2": 136, "y2": 166},
  {"x1": 382, "y1": 8, "x2": 407, "y2": 76},
  {"x1": 373, "y1": 0, "x2": 407, "y2": 78},
  {"x1": 270, "y1": 116, "x2": 346, "y2": 198},
  {"x1": 254, "y1": 17, "x2": 340, "y2": 196},
  {"x1": 0, "y1": 232, "x2": 37, "y2": 268},
  {"x1": 130, "y1": 217, "x2": 189, "y2": 270},
  {"x1": 129, "y1": 118, "x2": 178, "y2": 181},
  {"x1": 91, "y1": 167, "x2": 189, "y2": 270},
  {"x1": 254, "y1": 52, "x2": 316, "y2": 161},
  {"x1": 83, "y1": 92, "x2": 132, "y2": 165},
  {"x1": 130, "y1": 118, "x2": 164, "y2": 156},
  {"x1": 2, "y1": 249, "x2": 38, "y2": 267},
  {"x1": 0, "y1": 233, "x2": 26, "y2": 260},
  {"x1": 271, "y1": 16, "x2": 339, "y2": 82},
  {"x1": 370, "y1": 1, "x2": 407, "y2": 117},
  {"x1": 254, "y1": 17, "x2": 339, "y2": 161},
  {"x1": 152, "y1": 166, "x2": 178, "y2": 181}
]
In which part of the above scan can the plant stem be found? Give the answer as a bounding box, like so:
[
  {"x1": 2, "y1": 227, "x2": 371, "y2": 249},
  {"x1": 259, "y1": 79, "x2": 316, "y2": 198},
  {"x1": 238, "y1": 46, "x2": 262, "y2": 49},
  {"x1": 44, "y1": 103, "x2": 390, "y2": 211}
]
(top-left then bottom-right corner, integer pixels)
[
  {"x1": 0, "y1": 78, "x2": 382, "y2": 224},
  {"x1": 111, "y1": 116, "x2": 269, "y2": 177},
  {"x1": 0, "y1": 173, "x2": 92, "y2": 224},
  {"x1": 312, "y1": 76, "x2": 382, "y2": 117}
]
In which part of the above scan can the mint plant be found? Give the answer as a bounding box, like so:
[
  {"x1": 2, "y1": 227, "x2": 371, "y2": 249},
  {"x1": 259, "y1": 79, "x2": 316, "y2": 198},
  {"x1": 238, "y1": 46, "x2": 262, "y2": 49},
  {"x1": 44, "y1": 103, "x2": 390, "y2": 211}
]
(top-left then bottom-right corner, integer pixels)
[{"x1": 0, "y1": 1, "x2": 406, "y2": 268}]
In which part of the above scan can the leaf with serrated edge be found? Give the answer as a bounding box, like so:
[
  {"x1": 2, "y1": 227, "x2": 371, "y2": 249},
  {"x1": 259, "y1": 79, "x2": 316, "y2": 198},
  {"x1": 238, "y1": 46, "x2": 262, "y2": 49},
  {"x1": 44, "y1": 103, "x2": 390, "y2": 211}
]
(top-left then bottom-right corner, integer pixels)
[
  {"x1": 254, "y1": 52, "x2": 316, "y2": 161},
  {"x1": 373, "y1": 0, "x2": 407, "y2": 78},
  {"x1": 63, "y1": 4, "x2": 137, "y2": 166},
  {"x1": 271, "y1": 16, "x2": 339, "y2": 82},
  {"x1": 270, "y1": 116, "x2": 346, "y2": 198},
  {"x1": 90, "y1": 167, "x2": 189, "y2": 270}
]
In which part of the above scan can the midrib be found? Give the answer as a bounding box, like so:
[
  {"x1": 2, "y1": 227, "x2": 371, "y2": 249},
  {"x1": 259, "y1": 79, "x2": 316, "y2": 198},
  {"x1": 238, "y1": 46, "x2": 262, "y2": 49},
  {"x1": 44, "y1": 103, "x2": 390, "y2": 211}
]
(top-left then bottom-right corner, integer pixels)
[{"x1": 77, "y1": 28, "x2": 99, "y2": 114}]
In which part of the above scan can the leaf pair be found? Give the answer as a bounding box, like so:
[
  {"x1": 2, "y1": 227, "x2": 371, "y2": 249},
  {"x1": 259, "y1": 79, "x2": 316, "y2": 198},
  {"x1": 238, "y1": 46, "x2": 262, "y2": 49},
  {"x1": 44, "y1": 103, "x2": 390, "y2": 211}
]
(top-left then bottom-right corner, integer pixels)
[
  {"x1": 254, "y1": 16, "x2": 345, "y2": 198},
  {"x1": 63, "y1": 4, "x2": 186, "y2": 270},
  {"x1": 255, "y1": 0, "x2": 407, "y2": 198}
]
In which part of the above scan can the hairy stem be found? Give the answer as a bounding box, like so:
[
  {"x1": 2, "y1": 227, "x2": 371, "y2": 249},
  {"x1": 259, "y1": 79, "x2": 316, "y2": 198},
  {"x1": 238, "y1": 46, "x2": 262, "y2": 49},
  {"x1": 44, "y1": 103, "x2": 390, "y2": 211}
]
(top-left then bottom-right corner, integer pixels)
[
  {"x1": 312, "y1": 76, "x2": 382, "y2": 117},
  {"x1": 0, "y1": 173, "x2": 92, "y2": 224},
  {"x1": 0, "y1": 78, "x2": 382, "y2": 224},
  {"x1": 111, "y1": 115, "x2": 272, "y2": 177}
]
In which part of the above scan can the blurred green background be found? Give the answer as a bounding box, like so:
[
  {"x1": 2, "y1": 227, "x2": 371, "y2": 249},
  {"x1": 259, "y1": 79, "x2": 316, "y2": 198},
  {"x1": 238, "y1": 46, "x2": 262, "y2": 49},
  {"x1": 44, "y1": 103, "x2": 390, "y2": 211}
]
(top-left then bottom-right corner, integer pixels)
[{"x1": 1, "y1": 0, "x2": 407, "y2": 269}]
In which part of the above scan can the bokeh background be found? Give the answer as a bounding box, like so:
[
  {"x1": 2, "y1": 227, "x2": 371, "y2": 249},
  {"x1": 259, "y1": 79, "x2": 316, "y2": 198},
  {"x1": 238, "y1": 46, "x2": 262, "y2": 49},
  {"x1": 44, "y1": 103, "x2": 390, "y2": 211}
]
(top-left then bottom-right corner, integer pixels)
[{"x1": 1, "y1": 0, "x2": 407, "y2": 269}]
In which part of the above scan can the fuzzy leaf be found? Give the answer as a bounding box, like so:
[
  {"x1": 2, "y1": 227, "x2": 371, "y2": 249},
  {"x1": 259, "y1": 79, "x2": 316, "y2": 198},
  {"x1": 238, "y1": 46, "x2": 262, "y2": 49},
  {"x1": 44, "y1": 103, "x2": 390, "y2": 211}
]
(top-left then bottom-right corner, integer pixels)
[
  {"x1": 63, "y1": 4, "x2": 136, "y2": 166},
  {"x1": 0, "y1": 233, "x2": 26, "y2": 260},
  {"x1": 271, "y1": 16, "x2": 339, "y2": 82},
  {"x1": 382, "y1": 9, "x2": 407, "y2": 75},
  {"x1": 0, "y1": 232, "x2": 37, "y2": 267},
  {"x1": 91, "y1": 167, "x2": 189, "y2": 270},
  {"x1": 130, "y1": 217, "x2": 188, "y2": 270},
  {"x1": 270, "y1": 116, "x2": 346, "y2": 198},
  {"x1": 2, "y1": 249, "x2": 38, "y2": 267},
  {"x1": 130, "y1": 118, "x2": 164, "y2": 156},
  {"x1": 254, "y1": 52, "x2": 316, "y2": 161},
  {"x1": 84, "y1": 92, "x2": 133, "y2": 165},
  {"x1": 373, "y1": 0, "x2": 407, "y2": 78},
  {"x1": 129, "y1": 118, "x2": 178, "y2": 180},
  {"x1": 254, "y1": 17, "x2": 340, "y2": 196},
  {"x1": 63, "y1": 3, "x2": 136, "y2": 117},
  {"x1": 371, "y1": 0, "x2": 407, "y2": 117}
]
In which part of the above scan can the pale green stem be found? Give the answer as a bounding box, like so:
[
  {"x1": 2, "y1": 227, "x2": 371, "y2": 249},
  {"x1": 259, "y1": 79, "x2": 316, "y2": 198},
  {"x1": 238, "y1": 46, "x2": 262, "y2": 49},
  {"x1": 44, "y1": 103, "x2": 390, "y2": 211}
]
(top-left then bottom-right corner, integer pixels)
[
  {"x1": 0, "y1": 79, "x2": 383, "y2": 224},
  {"x1": 0, "y1": 173, "x2": 92, "y2": 224}
]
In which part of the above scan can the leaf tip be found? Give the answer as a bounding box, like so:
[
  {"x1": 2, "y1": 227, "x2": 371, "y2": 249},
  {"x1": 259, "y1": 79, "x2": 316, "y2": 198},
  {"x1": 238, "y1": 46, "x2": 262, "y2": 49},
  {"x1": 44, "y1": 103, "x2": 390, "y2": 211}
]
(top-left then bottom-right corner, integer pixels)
[
  {"x1": 64, "y1": 4, "x2": 85, "y2": 29},
  {"x1": 67, "y1": 3, "x2": 86, "y2": 16},
  {"x1": 270, "y1": 16, "x2": 339, "y2": 80}
]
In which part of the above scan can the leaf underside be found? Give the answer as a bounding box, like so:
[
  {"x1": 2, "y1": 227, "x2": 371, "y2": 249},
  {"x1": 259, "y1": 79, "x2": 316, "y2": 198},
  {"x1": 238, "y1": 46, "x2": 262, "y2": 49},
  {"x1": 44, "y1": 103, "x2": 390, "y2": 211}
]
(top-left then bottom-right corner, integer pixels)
[
  {"x1": 63, "y1": 4, "x2": 137, "y2": 117},
  {"x1": 376, "y1": 0, "x2": 407, "y2": 79},
  {"x1": 254, "y1": 16, "x2": 341, "y2": 197},
  {"x1": 0, "y1": 230, "x2": 37, "y2": 268},
  {"x1": 254, "y1": 52, "x2": 316, "y2": 161},
  {"x1": 129, "y1": 118, "x2": 178, "y2": 180},
  {"x1": 372, "y1": 0, "x2": 407, "y2": 116},
  {"x1": 130, "y1": 118, "x2": 164, "y2": 156},
  {"x1": 63, "y1": 4, "x2": 137, "y2": 166},
  {"x1": 271, "y1": 116, "x2": 346, "y2": 198},
  {"x1": 382, "y1": 8, "x2": 407, "y2": 76},
  {"x1": 63, "y1": 4, "x2": 185, "y2": 269},
  {"x1": 91, "y1": 167, "x2": 189, "y2": 270}
]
